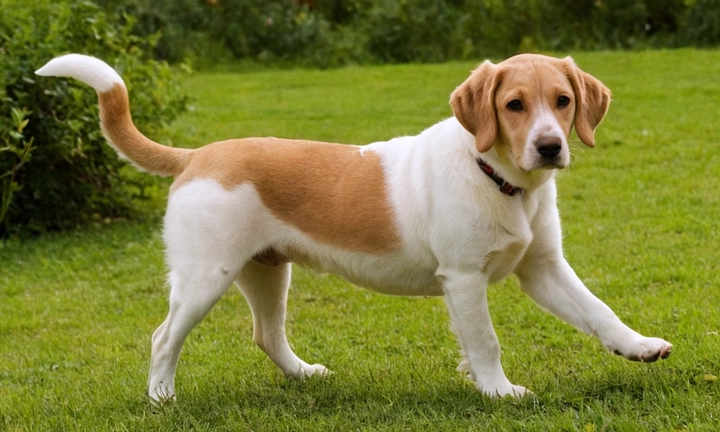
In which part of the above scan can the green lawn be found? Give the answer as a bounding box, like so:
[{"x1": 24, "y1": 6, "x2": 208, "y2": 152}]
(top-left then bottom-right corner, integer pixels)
[{"x1": 2, "y1": 49, "x2": 720, "y2": 430}]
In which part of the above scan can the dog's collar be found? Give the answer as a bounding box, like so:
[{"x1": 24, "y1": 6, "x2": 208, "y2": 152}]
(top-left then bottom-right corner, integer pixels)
[{"x1": 477, "y1": 159, "x2": 524, "y2": 197}]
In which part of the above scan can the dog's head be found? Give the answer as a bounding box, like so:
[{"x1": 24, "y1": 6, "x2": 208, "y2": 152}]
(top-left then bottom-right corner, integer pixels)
[{"x1": 450, "y1": 54, "x2": 611, "y2": 172}]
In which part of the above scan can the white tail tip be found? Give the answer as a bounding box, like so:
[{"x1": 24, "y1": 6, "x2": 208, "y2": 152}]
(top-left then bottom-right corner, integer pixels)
[{"x1": 35, "y1": 54, "x2": 124, "y2": 93}]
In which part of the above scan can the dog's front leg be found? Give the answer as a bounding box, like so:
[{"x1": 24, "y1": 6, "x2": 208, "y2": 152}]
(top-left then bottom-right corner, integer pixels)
[
  {"x1": 438, "y1": 269, "x2": 529, "y2": 398},
  {"x1": 516, "y1": 256, "x2": 672, "y2": 362}
]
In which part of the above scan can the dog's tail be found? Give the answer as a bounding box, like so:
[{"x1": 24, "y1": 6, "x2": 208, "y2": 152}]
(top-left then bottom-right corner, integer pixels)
[{"x1": 35, "y1": 54, "x2": 190, "y2": 177}]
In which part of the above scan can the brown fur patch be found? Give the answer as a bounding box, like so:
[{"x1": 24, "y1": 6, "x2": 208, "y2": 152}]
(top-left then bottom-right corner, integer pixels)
[
  {"x1": 98, "y1": 84, "x2": 190, "y2": 176},
  {"x1": 173, "y1": 138, "x2": 400, "y2": 254}
]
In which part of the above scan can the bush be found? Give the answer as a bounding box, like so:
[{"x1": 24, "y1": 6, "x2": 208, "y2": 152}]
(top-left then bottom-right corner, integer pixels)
[
  {"x1": 106, "y1": 0, "x2": 720, "y2": 68},
  {"x1": 96, "y1": 0, "x2": 368, "y2": 68},
  {"x1": 212, "y1": 0, "x2": 349, "y2": 67},
  {"x1": 683, "y1": 0, "x2": 720, "y2": 46},
  {"x1": 362, "y1": 0, "x2": 464, "y2": 63},
  {"x1": 0, "y1": 0, "x2": 188, "y2": 238},
  {"x1": 95, "y1": 0, "x2": 222, "y2": 65}
]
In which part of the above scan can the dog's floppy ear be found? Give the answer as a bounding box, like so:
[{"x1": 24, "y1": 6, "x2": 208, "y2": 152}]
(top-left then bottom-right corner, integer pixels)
[
  {"x1": 450, "y1": 60, "x2": 501, "y2": 153},
  {"x1": 563, "y1": 57, "x2": 612, "y2": 148}
]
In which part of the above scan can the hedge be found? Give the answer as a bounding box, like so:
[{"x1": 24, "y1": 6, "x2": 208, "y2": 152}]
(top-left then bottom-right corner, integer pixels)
[
  {"x1": 98, "y1": 0, "x2": 720, "y2": 67},
  {"x1": 0, "y1": 0, "x2": 187, "y2": 238}
]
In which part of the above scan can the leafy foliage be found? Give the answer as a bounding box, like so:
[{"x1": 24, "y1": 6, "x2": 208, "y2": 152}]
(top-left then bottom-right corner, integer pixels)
[
  {"x1": 0, "y1": 0, "x2": 187, "y2": 237},
  {"x1": 363, "y1": 0, "x2": 464, "y2": 63},
  {"x1": 96, "y1": 0, "x2": 720, "y2": 68},
  {"x1": 96, "y1": 0, "x2": 362, "y2": 68},
  {"x1": 683, "y1": 0, "x2": 720, "y2": 46}
]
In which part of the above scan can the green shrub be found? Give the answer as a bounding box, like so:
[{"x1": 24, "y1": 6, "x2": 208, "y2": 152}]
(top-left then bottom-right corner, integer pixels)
[
  {"x1": 683, "y1": 0, "x2": 720, "y2": 46},
  {"x1": 96, "y1": 0, "x2": 367, "y2": 68},
  {"x1": 362, "y1": 0, "x2": 463, "y2": 63},
  {"x1": 95, "y1": 0, "x2": 222, "y2": 65},
  {"x1": 0, "y1": 0, "x2": 188, "y2": 238},
  {"x1": 85, "y1": 0, "x2": 720, "y2": 68},
  {"x1": 213, "y1": 0, "x2": 343, "y2": 67}
]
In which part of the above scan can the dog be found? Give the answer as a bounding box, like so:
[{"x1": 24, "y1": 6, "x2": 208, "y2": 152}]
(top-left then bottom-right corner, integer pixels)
[{"x1": 36, "y1": 53, "x2": 672, "y2": 401}]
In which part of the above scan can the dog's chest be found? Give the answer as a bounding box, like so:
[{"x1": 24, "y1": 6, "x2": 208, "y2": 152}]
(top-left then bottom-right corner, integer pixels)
[
  {"x1": 483, "y1": 237, "x2": 531, "y2": 283},
  {"x1": 482, "y1": 197, "x2": 539, "y2": 283}
]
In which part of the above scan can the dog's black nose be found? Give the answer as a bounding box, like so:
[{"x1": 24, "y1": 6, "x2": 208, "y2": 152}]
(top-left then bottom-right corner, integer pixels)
[{"x1": 536, "y1": 137, "x2": 562, "y2": 159}]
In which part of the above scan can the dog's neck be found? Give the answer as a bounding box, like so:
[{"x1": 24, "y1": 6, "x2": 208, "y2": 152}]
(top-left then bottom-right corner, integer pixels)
[
  {"x1": 476, "y1": 158, "x2": 524, "y2": 196},
  {"x1": 476, "y1": 145, "x2": 557, "y2": 195}
]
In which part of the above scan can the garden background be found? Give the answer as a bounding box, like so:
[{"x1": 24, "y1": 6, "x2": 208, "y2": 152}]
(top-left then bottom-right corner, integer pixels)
[{"x1": 1, "y1": 0, "x2": 720, "y2": 430}]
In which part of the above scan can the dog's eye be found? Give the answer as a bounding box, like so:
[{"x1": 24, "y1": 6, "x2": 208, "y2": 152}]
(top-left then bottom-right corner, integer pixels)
[
  {"x1": 507, "y1": 99, "x2": 523, "y2": 111},
  {"x1": 557, "y1": 95, "x2": 571, "y2": 108}
]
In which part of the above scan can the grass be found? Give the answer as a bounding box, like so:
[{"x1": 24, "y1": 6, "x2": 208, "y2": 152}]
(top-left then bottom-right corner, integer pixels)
[{"x1": 2, "y1": 48, "x2": 720, "y2": 430}]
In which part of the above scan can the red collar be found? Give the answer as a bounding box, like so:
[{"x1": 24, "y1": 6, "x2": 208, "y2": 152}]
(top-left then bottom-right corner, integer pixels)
[{"x1": 477, "y1": 159, "x2": 524, "y2": 196}]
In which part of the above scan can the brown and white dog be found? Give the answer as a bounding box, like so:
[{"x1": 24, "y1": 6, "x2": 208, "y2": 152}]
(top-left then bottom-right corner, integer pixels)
[{"x1": 36, "y1": 53, "x2": 672, "y2": 401}]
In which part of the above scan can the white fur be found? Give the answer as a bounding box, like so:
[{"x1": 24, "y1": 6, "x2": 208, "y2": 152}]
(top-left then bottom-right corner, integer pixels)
[{"x1": 35, "y1": 54, "x2": 124, "y2": 93}]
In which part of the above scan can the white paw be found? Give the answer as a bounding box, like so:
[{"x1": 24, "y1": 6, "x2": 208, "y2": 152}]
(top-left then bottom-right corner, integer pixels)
[
  {"x1": 287, "y1": 363, "x2": 332, "y2": 379},
  {"x1": 148, "y1": 381, "x2": 176, "y2": 405},
  {"x1": 612, "y1": 336, "x2": 672, "y2": 362},
  {"x1": 458, "y1": 358, "x2": 531, "y2": 399},
  {"x1": 480, "y1": 382, "x2": 532, "y2": 399}
]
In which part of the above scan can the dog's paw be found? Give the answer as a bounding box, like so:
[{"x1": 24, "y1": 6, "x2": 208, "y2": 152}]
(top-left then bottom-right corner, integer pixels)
[
  {"x1": 148, "y1": 382, "x2": 176, "y2": 406},
  {"x1": 612, "y1": 337, "x2": 672, "y2": 362},
  {"x1": 456, "y1": 358, "x2": 472, "y2": 376},
  {"x1": 480, "y1": 382, "x2": 532, "y2": 399},
  {"x1": 459, "y1": 358, "x2": 531, "y2": 399},
  {"x1": 304, "y1": 363, "x2": 332, "y2": 377},
  {"x1": 287, "y1": 362, "x2": 332, "y2": 379}
]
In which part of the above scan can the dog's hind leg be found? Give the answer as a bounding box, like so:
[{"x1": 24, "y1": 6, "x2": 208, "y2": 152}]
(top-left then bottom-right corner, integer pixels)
[
  {"x1": 235, "y1": 260, "x2": 330, "y2": 379},
  {"x1": 148, "y1": 265, "x2": 238, "y2": 402}
]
